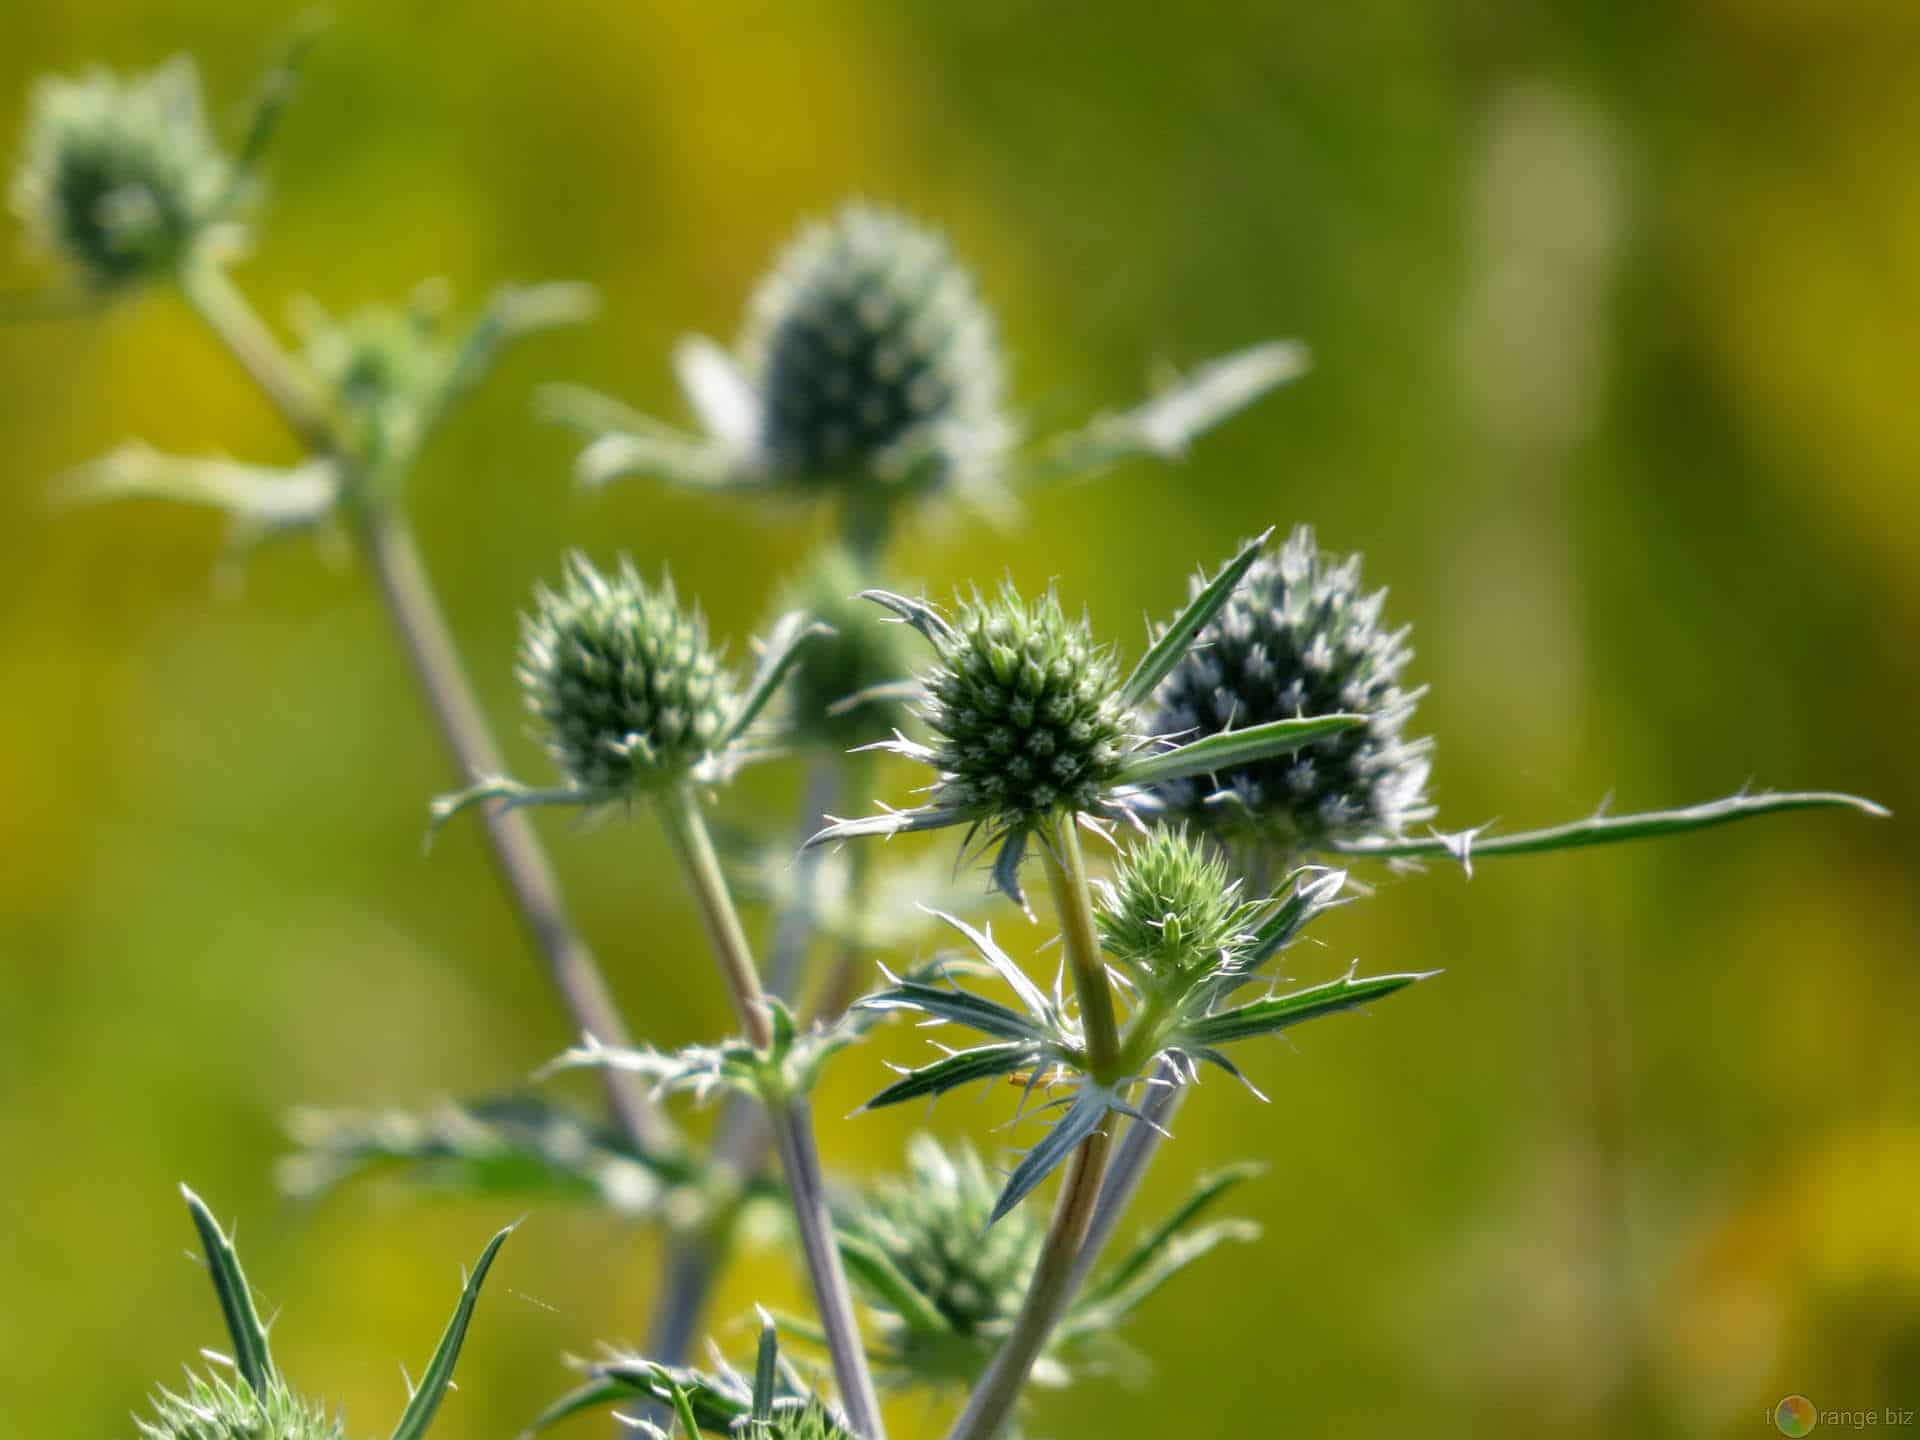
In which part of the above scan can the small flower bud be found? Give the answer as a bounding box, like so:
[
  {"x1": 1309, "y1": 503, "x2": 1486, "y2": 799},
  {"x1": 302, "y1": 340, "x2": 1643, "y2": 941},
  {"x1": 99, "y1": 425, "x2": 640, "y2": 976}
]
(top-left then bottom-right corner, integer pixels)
[
  {"x1": 136, "y1": 1372, "x2": 341, "y2": 1440},
  {"x1": 924, "y1": 586, "x2": 1130, "y2": 829},
  {"x1": 1146, "y1": 526, "x2": 1433, "y2": 850},
  {"x1": 1097, "y1": 826, "x2": 1251, "y2": 988},
  {"x1": 744, "y1": 205, "x2": 1008, "y2": 499},
  {"x1": 297, "y1": 299, "x2": 447, "y2": 445},
  {"x1": 518, "y1": 554, "x2": 736, "y2": 793},
  {"x1": 773, "y1": 546, "x2": 917, "y2": 750},
  {"x1": 11, "y1": 58, "x2": 230, "y2": 289}
]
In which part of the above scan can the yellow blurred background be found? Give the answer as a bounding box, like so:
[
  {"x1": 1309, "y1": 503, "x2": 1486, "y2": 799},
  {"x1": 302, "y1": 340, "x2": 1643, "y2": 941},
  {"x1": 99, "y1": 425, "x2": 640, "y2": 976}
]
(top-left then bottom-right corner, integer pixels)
[{"x1": 2, "y1": 3, "x2": 1916, "y2": 1437}]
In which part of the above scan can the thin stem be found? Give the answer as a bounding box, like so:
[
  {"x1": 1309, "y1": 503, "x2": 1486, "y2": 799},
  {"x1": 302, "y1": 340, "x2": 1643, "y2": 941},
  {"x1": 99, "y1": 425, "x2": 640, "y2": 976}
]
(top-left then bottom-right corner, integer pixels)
[
  {"x1": 948, "y1": 814, "x2": 1121, "y2": 1440},
  {"x1": 653, "y1": 785, "x2": 886, "y2": 1440},
  {"x1": 179, "y1": 256, "x2": 666, "y2": 1154},
  {"x1": 1067, "y1": 1060, "x2": 1186, "y2": 1299}
]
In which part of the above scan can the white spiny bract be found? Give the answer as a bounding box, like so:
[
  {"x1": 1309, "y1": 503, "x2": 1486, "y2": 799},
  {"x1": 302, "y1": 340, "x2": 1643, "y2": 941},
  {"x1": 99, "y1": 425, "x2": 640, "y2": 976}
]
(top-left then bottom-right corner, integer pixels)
[
  {"x1": 11, "y1": 58, "x2": 230, "y2": 288},
  {"x1": 520, "y1": 554, "x2": 737, "y2": 794},
  {"x1": 744, "y1": 205, "x2": 1008, "y2": 500},
  {"x1": 137, "y1": 1372, "x2": 341, "y2": 1440},
  {"x1": 1146, "y1": 525, "x2": 1433, "y2": 852}
]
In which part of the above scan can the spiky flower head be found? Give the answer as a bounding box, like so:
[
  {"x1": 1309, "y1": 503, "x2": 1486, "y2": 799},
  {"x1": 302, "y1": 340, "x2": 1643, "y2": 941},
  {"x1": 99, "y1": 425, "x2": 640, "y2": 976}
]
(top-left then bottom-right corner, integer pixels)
[
  {"x1": 743, "y1": 204, "x2": 1008, "y2": 501},
  {"x1": 773, "y1": 546, "x2": 917, "y2": 751},
  {"x1": 137, "y1": 1372, "x2": 341, "y2": 1440},
  {"x1": 1096, "y1": 826, "x2": 1261, "y2": 993},
  {"x1": 840, "y1": 1134, "x2": 1046, "y2": 1387},
  {"x1": 922, "y1": 584, "x2": 1131, "y2": 834},
  {"x1": 519, "y1": 554, "x2": 736, "y2": 794},
  {"x1": 1146, "y1": 525, "x2": 1433, "y2": 852},
  {"x1": 11, "y1": 58, "x2": 230, "y2": 289}
]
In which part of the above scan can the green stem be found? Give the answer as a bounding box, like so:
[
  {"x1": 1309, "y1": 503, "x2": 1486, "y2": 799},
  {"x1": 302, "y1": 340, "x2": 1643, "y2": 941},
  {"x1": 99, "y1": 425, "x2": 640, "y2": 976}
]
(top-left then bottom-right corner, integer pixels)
[
  {"x1": 178, "y1": 256, "x2": 667, "y2": 1155},
  {"x1": 948, "y1": 815, "x2": 1121, "y2": 1440},
  {"x1": 653, "y1": 785, "x2": 886, "y2": 1440}
]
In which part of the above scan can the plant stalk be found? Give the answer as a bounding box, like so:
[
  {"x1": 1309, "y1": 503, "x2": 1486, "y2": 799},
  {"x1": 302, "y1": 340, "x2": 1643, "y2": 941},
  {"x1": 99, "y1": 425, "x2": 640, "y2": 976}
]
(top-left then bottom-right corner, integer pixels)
[
  {"x1": 654, "y1": 784, "x2": 886, "y2": 1440},
  {"x1": 179, "y1": 256, "x2": 666, "y2": 1154},
  {"x1": 1067, "y1": 1059, "x2": 1186, "y2": 1298},
  {"x1": 947, "y1": 816, "x2": 1121, "y2": 1440}
]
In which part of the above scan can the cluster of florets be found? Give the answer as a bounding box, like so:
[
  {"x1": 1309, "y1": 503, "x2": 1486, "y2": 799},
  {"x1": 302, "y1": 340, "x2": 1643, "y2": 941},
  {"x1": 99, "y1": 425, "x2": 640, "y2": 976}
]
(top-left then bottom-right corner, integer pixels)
[
  {"x1": 773, "y1": 546, "x2": 916, "y2": 750},
  {"x1": 1097, "y1": 826, "x2": 1258, "y2": 992},
  {"x1": 840, "y1": 1134, "x2": 1045, "y2": 1386},
  {"x1": 1146, "y1": 525, "x2": 1432, "y2": 851},
  {"x1": 743, "y1": 205, "x2": 1008, "y2": 497},
  {"x1": 518, "y1": 554, "x2": 735, "y2": 793},
  {"x1": 922, "y1": 586, "x2": 1133, "y2": 828},
  {"x1": 11, "y1": 58, "x2": 229, "y2": 288},
  {"x1": 136, "y1": 1373, "x2": 341, "y2": 1440}
]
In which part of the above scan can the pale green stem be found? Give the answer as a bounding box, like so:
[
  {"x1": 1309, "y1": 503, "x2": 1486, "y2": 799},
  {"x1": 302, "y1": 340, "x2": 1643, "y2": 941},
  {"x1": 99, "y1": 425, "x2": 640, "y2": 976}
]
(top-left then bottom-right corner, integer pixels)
[
  {"x1": 653, "y1": 784, "x2": 886, "y2": 1440},
  {"x1": 177, "y1": 256, "x2": 667, "y2": 1155},
  {"x1": 947, "y1": 816, "x2": 1121, "y2": 1440}
]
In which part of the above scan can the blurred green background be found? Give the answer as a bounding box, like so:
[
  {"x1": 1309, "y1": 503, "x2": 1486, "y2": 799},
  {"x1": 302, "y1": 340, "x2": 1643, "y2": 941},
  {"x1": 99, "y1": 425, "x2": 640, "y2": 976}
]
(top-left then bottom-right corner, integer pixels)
[{"x1": 3, "y1": 2, "x2": 1917, "y2": 1436}]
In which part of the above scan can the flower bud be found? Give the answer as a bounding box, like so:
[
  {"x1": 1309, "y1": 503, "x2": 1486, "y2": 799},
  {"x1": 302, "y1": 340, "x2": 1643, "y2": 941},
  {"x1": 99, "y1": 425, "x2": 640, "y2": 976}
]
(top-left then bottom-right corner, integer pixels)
[
  {"x1": 1146, "y1": 526, "x2": 1432, "y2": 850},
  {"x1": 772, "y1": 545, "x2": 916, "y2": 750},
  {"x1": 11, "y1": 58, "x2": 230, "y2": 289},
  {"x1": 518, "y1": 554, "x2": 736, "y2": 793},
  {"x1": 924, "y1": 586, "x2": 1130, "y2": 827},
  {"x1": 136, "y1": 1372, "x2": 340, "y2": 1440},
  {"x1": 1097, "y1": 826, "x2": 1251, "y2": 988},
  {"x1": 744, "y1": 205, "x2": 1007, "y2": 498}
]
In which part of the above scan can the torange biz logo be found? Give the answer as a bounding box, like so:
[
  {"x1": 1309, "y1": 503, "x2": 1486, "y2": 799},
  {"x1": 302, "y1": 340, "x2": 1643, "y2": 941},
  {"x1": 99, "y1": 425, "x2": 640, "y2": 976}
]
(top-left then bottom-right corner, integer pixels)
[{"x1": 1774, "y1": 1396, "x2": 1818, "y2": 1435}]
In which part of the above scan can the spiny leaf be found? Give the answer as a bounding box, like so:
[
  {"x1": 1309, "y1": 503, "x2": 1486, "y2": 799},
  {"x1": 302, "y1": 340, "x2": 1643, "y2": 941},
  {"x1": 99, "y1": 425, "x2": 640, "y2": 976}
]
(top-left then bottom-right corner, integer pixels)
[
  {"x1": 862, "y1": 1042, "x2": 1045, "y2": 1110},
  {"x1": 726, "y1": 610, "x2": 831, "y2": 745},
  {"x1": 180, "y1": 1185, "x2": 275, "y2": 1393},
  {"x1": 991, "y1": 1084, "x2": 1117, "y2": 1224},
  {"x1": 1119, "y1": 530, "x2": 1272, "y2": 708},
  {"x1": 858, "y1": 588, "x2": 955, "y2": 646},
  {"x1": 390, "y1": 1223, "x2": 514, "y2": 1440},
  {"x1": 1181, "y1": 968, "x2": 1435, "y2": 1049},
  {"x1": 855, "y1": 979, "x2": 1050, "y2": 1044},
  {"x1": 1078, "y1": 1161, "x2": 1263, "y2": 1308},
  {"x1": 1116, "y1": 713, "x2": 1366, "y2": 788}
]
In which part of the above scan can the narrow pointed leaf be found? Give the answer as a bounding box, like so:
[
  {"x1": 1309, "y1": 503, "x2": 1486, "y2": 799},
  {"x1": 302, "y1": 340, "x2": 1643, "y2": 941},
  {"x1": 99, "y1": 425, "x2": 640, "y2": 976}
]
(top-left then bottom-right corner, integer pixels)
[
  {"x1": 836, "y1": 1233, "x2": 951, "y2": 1335},
  {"x1": 390, "y1": 1224, "x2": 514, "y2": 1440},
  {"x1": 180, "y1": 1185, "x2": 275, "y2": 1393},
  {"x1": 675, "y1": 335, "x2": 760, "y2": 448},
  {"x1": 1116, "y1": 714, "x2": 1366, "y2": 789},
  {"x1": 804, "y1": 804, "x2": 972, "y2": 849},
  {"x1": 928, "y1": 909, "x2": 1054, "y2": 1024},
  {"x1": 991, "y1": 1085, "x2": 1116, "y2": 1224},
  {"x1": 1245, "y1": 869, "x2": 1348, "y2": 965},
  {"x1": 519, "y1": 1376, "x2": 641, "y2": 1435},
  {"x1": 1064, "y1": 1219, "x2": 1259, "y2": 1337},
  {"x1": 428, "y1": 778, "x2": 605, "y2": 837},
  {"x1": 752, "y1": 1315, "x2": 779, "y2": 1423},
  {"x1": 1119, "y1": 531, "x2": 1272, "y2": 707},
  {"x1": 725, "y1": 610, "x2": 831, "y2": 745},
  {"x1": 858, "y1": 588, "x2": 954, "y2": 645},
  {"x1": 1182, "y1": 969, "x2": 1434, "y2": 1049},
  {"x1": 855, "y1": 980, "x2": 1049, "y2": 1043},
  {"x1": 1078, "y1": 1162, "x2": 1263, "y2": 1308},
  {"x1": 863, "y1": 1042, "x2": 1043, "y2": 1110},
  {"x1": 1331, "y1": 789, "x2": 1890, "y2": 867}
]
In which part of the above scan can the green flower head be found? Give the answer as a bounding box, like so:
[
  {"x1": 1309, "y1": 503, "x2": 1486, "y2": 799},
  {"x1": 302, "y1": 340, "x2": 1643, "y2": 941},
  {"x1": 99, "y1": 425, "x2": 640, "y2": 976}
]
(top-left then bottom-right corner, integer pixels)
[
  {"x1": 11, "y1": 58, "x2": 230, "y2": 288},
  {"x1": 1146, "y1": 525, "x2": 1433, "y2": 853},
  {"x1": 772, "y1": 545, "x2": 918, "y2": 751},
  {"x1": 137, "y1": 1372, "x2": 341, "y2": 1440},
  {"x1": 1095, "y1": 825, "x2": 1262, "y2": 993},
  {"x1": 518, "y1": 554, "x2": 738, "y2": 794}
]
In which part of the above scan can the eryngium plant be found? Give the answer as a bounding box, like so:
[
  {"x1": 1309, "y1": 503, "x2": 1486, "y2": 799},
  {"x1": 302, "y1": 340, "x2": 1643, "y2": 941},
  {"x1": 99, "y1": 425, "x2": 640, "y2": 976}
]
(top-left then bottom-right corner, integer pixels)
[
  {"x1": 772, "y1": 545, "x2": 920, "y2": 752},
  {"x1": 1147, "y1": 524, "x2": 1433, "y2": 852},
  {"x1": 147, "y1": 1188, "x2": 509, "y2": 1440},
  {"x1": 12, "y1": 58, "x2": 231, "y2": 290}
]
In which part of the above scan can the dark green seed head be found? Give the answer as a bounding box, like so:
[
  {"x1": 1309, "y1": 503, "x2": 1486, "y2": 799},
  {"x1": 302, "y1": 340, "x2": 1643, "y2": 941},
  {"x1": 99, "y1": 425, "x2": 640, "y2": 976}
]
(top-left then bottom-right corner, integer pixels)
[
  {"x1": 743, "y1": 205, "x2": 1007, "y2": 498},
  {"x1": 773, "y1": 547, "x2": 916, "y2": 750},
  {"x1": 1146, "y1": 526, "x2": 1433, "y2": 851},
  {"x1": 1097, "y1": 826, "x2": 1252, "y2": 987},
  {"x1": 11, "y1": 59, "x2": 229, "y2": 289},
  {"x1": 136, "y1": 1372, "x2": 341, "y2": 1440},
  {"x1": 923, "y1": 585, "x2": 1131, "y2": 829},
  {"x1": 518, "y1": 553, "x2": 736, "y2": 793}
]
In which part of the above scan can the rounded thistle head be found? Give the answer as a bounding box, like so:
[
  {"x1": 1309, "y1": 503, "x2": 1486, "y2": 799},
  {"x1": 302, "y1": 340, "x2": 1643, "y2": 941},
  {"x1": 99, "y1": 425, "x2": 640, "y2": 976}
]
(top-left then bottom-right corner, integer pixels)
[
  {"x1": 11, "y1": 58, "x2": 230, "y2": 289},
  {"x1": 773, "y1": 546, "x2": 917, "y2": 751},
  {"x1": 841, "y1": 1134, "x2": 1045, "y2": 1387},
  {"x1": 1097, "y1": 826, "x2": 1258, "y2": 992},
  {"x1": 518, "y1": 554, "x2": 736, "y2": 793},
  {"x1": 136, "y1": 1372, "x2": 341, "y2": 1440},
  {"x1": 743, "y1": 204, "x2": 1009, "y2": 501},
  {"x1": 1146, "y1": 525, "x2": 1433, "y2": 852},
  {"x1": 924, "y1": 585, "x2": 1131, "y2": 832}
]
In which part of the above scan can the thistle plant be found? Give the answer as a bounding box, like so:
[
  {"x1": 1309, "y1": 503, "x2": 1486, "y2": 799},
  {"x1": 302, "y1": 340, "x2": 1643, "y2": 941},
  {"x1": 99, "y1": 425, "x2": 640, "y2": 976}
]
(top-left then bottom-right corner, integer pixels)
[
  {"x1": 145, "y1": 1188, "x2": 507, "y2": 1440},
  {"x1": 21, "y1": 28, "x2": 1893, "y2": 1440}
]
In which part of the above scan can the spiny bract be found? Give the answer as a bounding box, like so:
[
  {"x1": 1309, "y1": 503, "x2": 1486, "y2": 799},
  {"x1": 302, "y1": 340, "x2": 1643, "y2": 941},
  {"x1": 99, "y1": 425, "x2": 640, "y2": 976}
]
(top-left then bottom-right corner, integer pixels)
[
  {"x1": 841, "y1": 1134, "x2": 1046, "y2": 1386},
  {"x1": 11, "y1": 58, "x2": 229, "y2": 288},
  {"x1": 1096, "y1": 826, "x2": 1258, "y2": 990},
  {"x1": 773, "y1": 546, "x2": 916, "y2": 751},
  {"x1": 136, "y1": 1371, "x2": 342, "y2": 1440},
  {"x1": 744, "y1": 204, "x2": 1007, "y2": 497},
  {"x1": 924, "y1": 585, "x2": 1131, "y2": 830},
  {"x1": 1146, "y1": 525, "x2": 1432, "y2": 850},
  {"x1": 518, "y1": 553, "x2": 736, "y2": 793}
]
